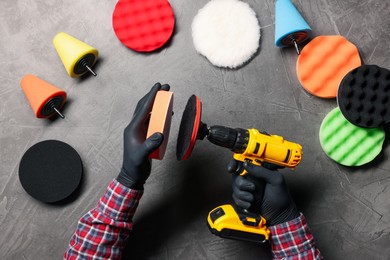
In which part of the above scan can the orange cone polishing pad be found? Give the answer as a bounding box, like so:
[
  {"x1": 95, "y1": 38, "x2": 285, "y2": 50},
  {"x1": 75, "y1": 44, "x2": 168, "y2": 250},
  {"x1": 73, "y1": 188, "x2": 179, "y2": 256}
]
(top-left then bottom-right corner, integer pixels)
[
  {"x1": 20, "y1": 74, "x2": 67, "y2": 119},
  {"x1": 176, "y1": 95, "x2": 208, "y2": 161},
  {"x1": 146, "y1": 90, "x2": 174, "y2": 160},
  {"x1": 19, "y1": 140, "x2": 83, "y2": 203},
  {"x1": 297, "y1": 35, "x2": 361, "y2": 98}
]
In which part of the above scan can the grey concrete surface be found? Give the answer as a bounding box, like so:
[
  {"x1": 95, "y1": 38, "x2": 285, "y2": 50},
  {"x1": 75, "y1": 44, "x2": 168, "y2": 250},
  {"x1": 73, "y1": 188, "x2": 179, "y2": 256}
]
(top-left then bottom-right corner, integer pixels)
[{"x1": 1, "y1": 0, "x2": 390, "y2": 259}]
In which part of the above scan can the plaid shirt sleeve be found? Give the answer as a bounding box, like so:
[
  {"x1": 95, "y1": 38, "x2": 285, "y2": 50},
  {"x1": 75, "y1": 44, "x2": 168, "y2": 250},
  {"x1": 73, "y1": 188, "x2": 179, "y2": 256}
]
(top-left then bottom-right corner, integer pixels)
[
  {"x1": 64, "y1": 178, "x2": 143, "y2": 260},
  {"x1": 269, "y1": 213, "x2": 323, "y2": 260}
]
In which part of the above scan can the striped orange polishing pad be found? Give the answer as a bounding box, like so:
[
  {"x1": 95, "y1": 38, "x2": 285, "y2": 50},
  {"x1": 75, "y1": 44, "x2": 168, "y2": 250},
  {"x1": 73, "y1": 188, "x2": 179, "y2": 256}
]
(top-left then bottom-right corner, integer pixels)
[{"x1": 297, "y1": 35, "x2": 361, "y2": 98}]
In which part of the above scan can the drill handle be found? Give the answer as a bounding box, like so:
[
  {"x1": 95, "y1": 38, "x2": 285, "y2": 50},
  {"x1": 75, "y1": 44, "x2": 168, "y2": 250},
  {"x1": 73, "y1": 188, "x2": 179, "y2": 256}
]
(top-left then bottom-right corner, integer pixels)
[
  {"x1": 233, "y1": 185, "x2": 265, "y2": 228},
  {"x1": 232, "y1": 160, "x2": 282, "y2": 218}
]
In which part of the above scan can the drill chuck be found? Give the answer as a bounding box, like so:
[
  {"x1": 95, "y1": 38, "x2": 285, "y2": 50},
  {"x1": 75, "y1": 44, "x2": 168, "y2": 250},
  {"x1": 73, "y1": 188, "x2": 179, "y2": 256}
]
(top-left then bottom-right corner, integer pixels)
[{"x1": 207, "y1": 126, "x2": 248, "y2": 154}]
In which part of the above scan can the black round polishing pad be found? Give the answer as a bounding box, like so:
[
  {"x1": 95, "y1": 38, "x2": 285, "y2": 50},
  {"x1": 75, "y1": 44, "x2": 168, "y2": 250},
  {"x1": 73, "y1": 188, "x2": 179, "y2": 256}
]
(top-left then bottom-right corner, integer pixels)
[
  {"x1": 338, "y1": 65, "x2": 390, "y2": 128},
  {"x1": 19, "y1": 140, "x2": 83, "y2": 203},
  {"x1": 176, "y1": 95, "x2": 202, "y2": 161}
]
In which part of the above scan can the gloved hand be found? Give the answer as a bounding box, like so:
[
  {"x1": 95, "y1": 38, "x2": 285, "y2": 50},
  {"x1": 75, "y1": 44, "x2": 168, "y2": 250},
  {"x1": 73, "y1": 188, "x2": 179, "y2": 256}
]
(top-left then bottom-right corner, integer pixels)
[
  {"x1": 117, "y1": 83, "x2": 170, "y2": 190},
  {"x1": 228, "y1": 160, "x2": 300, "y2": 226}
]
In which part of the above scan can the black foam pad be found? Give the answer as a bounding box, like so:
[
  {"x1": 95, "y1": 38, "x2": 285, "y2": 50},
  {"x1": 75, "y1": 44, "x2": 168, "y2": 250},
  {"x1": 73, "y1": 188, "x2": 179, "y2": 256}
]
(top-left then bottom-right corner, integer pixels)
[
  {"x1": 338, "y1": 65, "x2": 390, "y2": 128},
  {"x1": 176, "y1": 95, "x2": 201, "y2": 161},
  {"x1": 19, "y1": 140, "x2": 83, "y2": 203}
]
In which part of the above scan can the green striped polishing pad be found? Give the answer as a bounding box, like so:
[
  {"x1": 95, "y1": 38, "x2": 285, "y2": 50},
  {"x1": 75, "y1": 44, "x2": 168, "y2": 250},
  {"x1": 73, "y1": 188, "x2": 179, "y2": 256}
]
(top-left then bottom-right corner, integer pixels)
[{"x1": 319, "y1": 107, "x2": 385, "y2": 166}]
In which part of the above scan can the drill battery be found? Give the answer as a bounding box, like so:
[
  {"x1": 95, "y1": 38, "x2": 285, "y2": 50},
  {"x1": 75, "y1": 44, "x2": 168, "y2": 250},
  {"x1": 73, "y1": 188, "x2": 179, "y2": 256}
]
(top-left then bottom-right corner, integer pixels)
[{"x1": 207, "y1": 204, "x2": 270, "y2": 243}]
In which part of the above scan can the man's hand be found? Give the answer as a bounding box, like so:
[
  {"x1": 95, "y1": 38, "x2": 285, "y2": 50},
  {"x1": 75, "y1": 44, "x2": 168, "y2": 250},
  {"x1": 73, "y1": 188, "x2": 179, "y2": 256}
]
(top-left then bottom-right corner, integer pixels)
[
  {"x1": 117, "y1": 83, "x2": 170, "y2": 190},
  {"x1": 229, "y1": 160, "x2": 300, "y2": 226}
]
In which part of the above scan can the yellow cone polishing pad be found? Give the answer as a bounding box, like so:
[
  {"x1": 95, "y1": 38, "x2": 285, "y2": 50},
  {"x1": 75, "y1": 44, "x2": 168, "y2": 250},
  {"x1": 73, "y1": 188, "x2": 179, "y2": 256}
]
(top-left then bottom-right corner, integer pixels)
[
  {"x1": 319, "y1": 107, "x2": 385, "y2": 166},
  {"x1": 53, "y1": 32, "x2": 98, "y2": 77},
  {"x1": 297, "y1": 35, "x2": 361, "y2": 98}
]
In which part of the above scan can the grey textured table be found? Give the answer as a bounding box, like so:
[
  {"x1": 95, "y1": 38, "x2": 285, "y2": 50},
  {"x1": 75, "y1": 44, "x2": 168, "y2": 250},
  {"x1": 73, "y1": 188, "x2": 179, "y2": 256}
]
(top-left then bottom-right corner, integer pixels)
[{"x1": 1, "y1": 0, "x2": 390, "y2": 259}]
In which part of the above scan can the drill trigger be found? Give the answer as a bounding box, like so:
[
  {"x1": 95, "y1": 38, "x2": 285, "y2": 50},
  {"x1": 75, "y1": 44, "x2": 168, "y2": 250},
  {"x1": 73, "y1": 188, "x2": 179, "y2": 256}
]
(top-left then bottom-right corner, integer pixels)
[{"x1": 244, "y1": 158, "x2": 253, "y2": 165}]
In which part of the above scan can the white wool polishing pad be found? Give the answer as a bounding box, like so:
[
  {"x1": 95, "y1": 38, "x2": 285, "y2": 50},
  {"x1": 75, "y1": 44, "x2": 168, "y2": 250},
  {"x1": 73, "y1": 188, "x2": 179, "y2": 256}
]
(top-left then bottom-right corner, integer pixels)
[{"x1": 192, "y1": 0, "x2": 261, "y2": 69}]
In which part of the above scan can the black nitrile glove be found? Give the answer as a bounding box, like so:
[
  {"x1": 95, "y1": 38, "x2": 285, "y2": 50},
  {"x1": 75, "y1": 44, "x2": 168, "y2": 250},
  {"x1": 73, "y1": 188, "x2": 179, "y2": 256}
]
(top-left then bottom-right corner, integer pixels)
[
  {"x1": 229, "y1": 159, "x2": 300, "y2": 226},
  {"x1": 117, "y1": 83, "x2": 170, "y2": 190}
]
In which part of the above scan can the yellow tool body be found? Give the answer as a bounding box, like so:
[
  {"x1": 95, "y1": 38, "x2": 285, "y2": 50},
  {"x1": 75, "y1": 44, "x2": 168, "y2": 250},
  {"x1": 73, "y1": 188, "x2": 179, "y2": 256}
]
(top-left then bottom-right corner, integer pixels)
[
  {"x1": 205, "y1": 126, "x2": 302, "y2": 243},
  {"x1": 233, "y1": 128, "x2": 302, "y2": 175},
  {"x1": 207, "y1": 205, "x2": 270, "y2": 243}
]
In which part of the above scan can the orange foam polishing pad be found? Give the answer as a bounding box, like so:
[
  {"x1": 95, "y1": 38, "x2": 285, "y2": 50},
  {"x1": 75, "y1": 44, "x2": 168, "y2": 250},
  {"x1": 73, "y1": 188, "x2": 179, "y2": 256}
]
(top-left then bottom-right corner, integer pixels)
[
  {"x1": 20, "y1": 74, "x2": 66, "y2": 118},
  {"x1": 147, "y1": 90, "x2": 174, "y2": 160},
  {"x1": 297, "y1": 35, "x2": 361, "y2": 98}
]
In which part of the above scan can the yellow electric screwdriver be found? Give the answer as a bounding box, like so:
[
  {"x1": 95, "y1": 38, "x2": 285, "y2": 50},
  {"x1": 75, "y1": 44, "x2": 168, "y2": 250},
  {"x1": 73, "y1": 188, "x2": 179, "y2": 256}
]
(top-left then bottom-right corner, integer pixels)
[{"x1": 202, "y1": 125, "x2": 303, "y2": 243}]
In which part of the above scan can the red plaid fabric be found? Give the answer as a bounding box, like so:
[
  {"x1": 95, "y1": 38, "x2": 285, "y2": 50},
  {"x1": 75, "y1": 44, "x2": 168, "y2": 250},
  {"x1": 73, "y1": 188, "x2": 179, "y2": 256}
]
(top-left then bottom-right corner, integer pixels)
[
  {"x1": 64, "y1": 179, "x2": 143, "y2": 260},
  {"x1": 269, "y1": 213, "x2": 323, "y2": 260},
  {"x1": 64, "y1": 180, "x2": 322, "y2": 259}
]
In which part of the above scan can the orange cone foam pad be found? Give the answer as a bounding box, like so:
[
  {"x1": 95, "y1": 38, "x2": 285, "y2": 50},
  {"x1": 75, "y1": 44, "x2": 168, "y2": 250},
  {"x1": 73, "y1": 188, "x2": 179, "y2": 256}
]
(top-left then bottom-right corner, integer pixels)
[
  {"x1": 112, "y1": 0, "x2": 175, "y2": 52},
  {"x1": 146, "y1": 90, "x2": 174, "y2": 160},
  {"x1": 20, "y1": 74, "x2": 67, "y2": 118},
  {"x1": 297, "y1": 35, "x2": 361, "y2": 98}
]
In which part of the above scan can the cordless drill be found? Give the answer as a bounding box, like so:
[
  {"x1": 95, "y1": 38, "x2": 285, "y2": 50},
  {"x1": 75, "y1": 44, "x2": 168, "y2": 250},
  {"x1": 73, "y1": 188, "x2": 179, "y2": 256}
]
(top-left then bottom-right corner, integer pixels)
[{"x1": 199, "y1": 125, "x2": 303, "y2": 243}]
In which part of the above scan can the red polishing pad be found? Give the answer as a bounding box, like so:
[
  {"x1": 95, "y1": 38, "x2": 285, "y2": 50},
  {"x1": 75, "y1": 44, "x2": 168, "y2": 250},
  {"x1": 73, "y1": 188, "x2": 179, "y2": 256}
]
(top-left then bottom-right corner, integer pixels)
[
  {"x1": 112, "y1": 0, "x2": 175, "y2": 52},
  {"x1": 176, "y1": 95, "x2": 202, "y2": 161}
]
